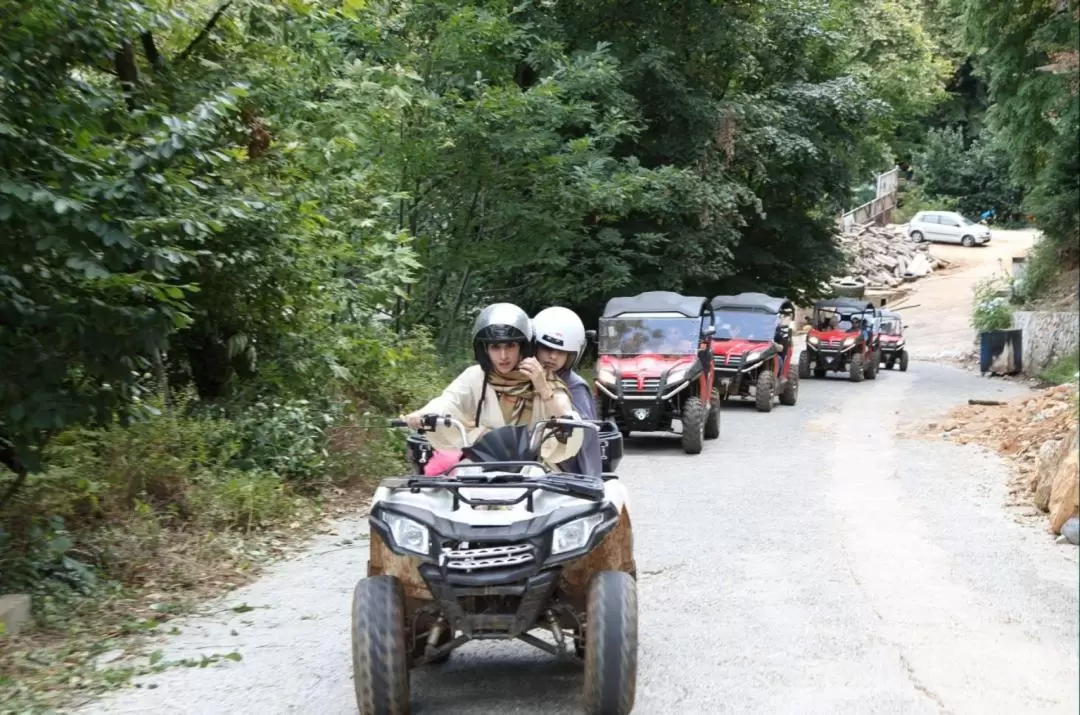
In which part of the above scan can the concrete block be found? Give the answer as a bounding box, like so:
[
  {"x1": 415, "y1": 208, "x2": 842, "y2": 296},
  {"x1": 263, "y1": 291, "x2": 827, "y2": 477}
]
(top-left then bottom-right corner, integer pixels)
[{"x1": 0, "y1": 594, "x2": 32, "y2": 636}]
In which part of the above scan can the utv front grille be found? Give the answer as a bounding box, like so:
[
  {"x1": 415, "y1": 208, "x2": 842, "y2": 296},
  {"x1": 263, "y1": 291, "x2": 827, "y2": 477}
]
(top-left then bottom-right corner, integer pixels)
[
  {"x1": 620, "y1": 377, "x2": 660, "y2": 394},
  {"x1": 714, "y1": 355, "x2": 740, "y2": 367},
  {"x1": 442, "y1": 543, "x2": 535, "y2": 572},
  {"x1": 819, "y1": 339, "x2": 844, "y2": 349}
]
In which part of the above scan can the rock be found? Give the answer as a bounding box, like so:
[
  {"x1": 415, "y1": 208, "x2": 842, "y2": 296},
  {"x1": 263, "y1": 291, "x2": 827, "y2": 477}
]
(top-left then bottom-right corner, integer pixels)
[
  {"x1": 1032, "y1": 439, "x2": 1063, "y2": 511},
  {"x1": 0, "y1": 594, "x2": 32, "y2": 637},
  {"x1": 1048, "y1": 442, "x2": 1079, "y2": 535},
  {"x1": 1062, "y1": 516, "x2": 1080, "y2": 545}
]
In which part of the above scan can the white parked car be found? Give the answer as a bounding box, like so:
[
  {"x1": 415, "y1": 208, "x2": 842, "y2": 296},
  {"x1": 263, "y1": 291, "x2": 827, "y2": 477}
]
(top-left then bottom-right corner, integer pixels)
[{"x1": 906, "y1": 210, "x2": 992, "y2": 247}]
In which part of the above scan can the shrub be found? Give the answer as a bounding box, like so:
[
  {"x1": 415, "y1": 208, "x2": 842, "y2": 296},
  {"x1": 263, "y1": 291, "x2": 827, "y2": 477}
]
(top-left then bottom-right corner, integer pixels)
[{"x1": 970, "y1": 276, "x2": 1015, "y2": 332}]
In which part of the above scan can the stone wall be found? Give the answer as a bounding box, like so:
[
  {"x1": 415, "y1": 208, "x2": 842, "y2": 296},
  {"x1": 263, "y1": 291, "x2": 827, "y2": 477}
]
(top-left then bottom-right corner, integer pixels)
[{"x1": 1011, "y1": 311, "x2": 1080, "y2": 375}]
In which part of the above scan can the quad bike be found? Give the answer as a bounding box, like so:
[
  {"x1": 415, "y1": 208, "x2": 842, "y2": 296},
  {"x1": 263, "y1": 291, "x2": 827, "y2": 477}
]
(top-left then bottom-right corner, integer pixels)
[
  {"x1": 876, "y1": 309, "x2": 910, "y2": 372},
  {"x1": 709, "y1": 292, "x2": 799, "y2": 412},
  {"x1": 354, "y1": 414, "x2": 637, "y2": 715},
  {"x1": 593, "y1": 290, "x2": 719, "y2": 454},
  {"x1": 797, "y1": 297, "x2": 882, "y2": 383}
]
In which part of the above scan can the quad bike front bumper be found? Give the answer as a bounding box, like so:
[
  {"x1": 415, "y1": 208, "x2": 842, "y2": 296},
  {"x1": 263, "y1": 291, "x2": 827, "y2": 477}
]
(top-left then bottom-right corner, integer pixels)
[{"x1": 366, "y1": 506, "x2": 636, "y2": 661}]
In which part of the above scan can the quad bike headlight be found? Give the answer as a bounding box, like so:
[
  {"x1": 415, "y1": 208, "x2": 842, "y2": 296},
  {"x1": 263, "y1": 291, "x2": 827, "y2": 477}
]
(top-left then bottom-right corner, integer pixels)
[
  {"x1": 551, "y1": 513, "x2": 605, "y2": 555},
  {"x1": 384, "y1": 512, "x2": 430, "y2": 555}
]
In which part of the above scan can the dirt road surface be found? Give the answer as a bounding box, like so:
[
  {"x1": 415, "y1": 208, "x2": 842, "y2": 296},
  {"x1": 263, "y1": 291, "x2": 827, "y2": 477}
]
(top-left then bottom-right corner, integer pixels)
[
  {"x1": 897, "y1": 228, "x2": 1037, "y2": 360},
  {"x1": 75, "y1": 226, "x2": 1078, "y2": 715}
]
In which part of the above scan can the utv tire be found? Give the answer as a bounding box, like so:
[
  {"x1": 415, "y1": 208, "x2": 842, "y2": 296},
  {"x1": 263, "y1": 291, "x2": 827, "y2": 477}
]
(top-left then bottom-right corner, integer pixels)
[
  {"x1": 583, "y1": 571, "x2": 638, "y2": 715},
  {"x1": 864, "y1": 351, "x2": 878, "y2": 380},
  {"x1": 352, "y1": 576, "x2": 410, "y2": 715},
  {"x1": 849, "y1": 353, "x2": 865, "y2": 383},
  {"x1": 899, "y1": 350, "x2": 909, "y2": 372},
  {"x1": 886, "y1": 357, "x2": 896, "y2": 370},
  {"x1": 703, "y1": 389, "x2": 721, "y2": 440},
  {"x1": 798, "y1": 350, "x2": 811, "y2": 379},
  {"x1": 680, "y1": 397, "x2": 706, "y2": 454},
  {"x1": 755, "y1": 370, "x2": 775, "y2": 412},
  {"x1": 779, "y1": 369, "x2": 799, "y2": 406}
]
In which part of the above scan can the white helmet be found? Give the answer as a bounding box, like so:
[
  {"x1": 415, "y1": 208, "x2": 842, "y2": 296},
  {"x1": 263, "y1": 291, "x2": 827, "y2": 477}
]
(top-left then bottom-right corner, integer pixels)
[{"x1": 532, "y1": 306, "x2": 587, "y2": 369}]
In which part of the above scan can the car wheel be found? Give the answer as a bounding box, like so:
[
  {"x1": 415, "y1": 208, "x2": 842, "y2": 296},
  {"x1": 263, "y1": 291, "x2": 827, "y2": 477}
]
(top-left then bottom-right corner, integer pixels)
[{"x1": 961, "y1": 235, "x2": 975, "y2": 247}]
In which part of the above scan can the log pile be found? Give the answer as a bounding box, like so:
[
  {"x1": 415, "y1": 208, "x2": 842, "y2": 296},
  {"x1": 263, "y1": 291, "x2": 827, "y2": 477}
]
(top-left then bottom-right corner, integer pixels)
[{"x1": 832, "y1": 223, "x2": 951, "y2": 289}]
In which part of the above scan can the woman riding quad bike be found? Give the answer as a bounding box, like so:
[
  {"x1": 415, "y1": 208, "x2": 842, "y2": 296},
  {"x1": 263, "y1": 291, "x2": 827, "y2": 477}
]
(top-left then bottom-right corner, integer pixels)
[
  {"x1": 532, "y1": 306, "x2": 603, "y2": 477},
  {"x1": 400, "y1": 302, "x2": 583, "y2": 472}
]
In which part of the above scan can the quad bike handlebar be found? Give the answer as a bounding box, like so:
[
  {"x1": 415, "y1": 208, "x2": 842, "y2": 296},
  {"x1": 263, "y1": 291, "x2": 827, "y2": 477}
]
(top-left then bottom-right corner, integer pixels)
[{"x1": 391, "y1": 414, "x2": 598, "y2": 452}]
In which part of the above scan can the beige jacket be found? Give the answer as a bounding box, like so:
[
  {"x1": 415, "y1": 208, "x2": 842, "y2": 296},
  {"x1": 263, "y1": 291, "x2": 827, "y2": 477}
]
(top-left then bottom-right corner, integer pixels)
[{"x1": 416, "y1": 364, "x2": 583, "y2": 465}]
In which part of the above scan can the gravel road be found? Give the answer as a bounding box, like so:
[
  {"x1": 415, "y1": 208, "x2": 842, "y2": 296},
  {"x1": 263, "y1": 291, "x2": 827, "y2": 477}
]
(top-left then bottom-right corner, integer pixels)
[{"x1": 74, "y1": 360, "x2": 1079, "y2": 715}]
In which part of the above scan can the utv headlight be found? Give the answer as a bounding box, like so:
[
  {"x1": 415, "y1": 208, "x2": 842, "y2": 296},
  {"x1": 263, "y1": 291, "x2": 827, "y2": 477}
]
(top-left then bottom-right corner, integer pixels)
[
  {"x1": 666, "y1": 367, "x2": 688, "y2": 385},
  {"x1": 808, "y1": 336, "x2": 819, "y2": 345},
  {"x1": 842, "y1": 337, "x2": 855, "y2": 347},
  {"x1": 744, "y1": 350, "x2": 762, "y2": 363},
  {"x1": 551, "y1": 513, "x2": 605, "y2": 555},
  {"x1": 597, "y1": 368, "x2": 617, "y2": 385},
  {"x1": 384, "y1": 512, "x2": 430, "y2": 555}
]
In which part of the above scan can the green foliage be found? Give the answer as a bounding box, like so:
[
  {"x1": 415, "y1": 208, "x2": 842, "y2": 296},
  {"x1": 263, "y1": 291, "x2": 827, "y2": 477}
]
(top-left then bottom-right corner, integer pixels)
[
  {"x1": 961, "y1": 0, "x2": 1080, "y2": 276},
  {"x1": 970, "y1": 276, "x2": 1015, "y2": 332},
  {"x1": 1037, "y1": 348, "x2": 1080, "y2": 386},
  {"x1": 910, "y1": 126, "x2": 1024, "y2": 218}
]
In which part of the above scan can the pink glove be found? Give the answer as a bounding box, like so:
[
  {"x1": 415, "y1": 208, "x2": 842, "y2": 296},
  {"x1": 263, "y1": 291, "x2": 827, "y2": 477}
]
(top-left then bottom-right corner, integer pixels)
[{"x1": 423, "y1": 449, "x2": 463, "y2": 476}]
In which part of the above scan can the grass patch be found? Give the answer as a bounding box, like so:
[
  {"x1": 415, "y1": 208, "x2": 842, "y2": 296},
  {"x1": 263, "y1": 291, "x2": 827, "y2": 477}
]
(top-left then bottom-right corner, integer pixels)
[{"x1": 1037, "y1": 348, "x2": 1080, "y2": 386}]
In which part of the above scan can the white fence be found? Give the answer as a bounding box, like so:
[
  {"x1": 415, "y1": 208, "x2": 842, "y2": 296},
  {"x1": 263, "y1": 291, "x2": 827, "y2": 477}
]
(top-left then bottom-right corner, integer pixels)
[{"x1": 840, "y1": 166, "x2": 900, "y2": 230}]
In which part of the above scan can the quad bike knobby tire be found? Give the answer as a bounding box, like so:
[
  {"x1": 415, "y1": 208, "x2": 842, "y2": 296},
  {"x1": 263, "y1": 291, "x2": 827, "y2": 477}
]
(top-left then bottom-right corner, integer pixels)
[
  {"x1": 849, "y1": 352, "x2": 865, "y2": 383},
  {"x1": 779, "y1": 368, "x2": 799, "y2": 406},
  {"x1": 583, "y1": 571, "x2": 638, "y2": 715},
  {"x1": 899, "y1": 350, "x2": 909, "y2": 372},
  {"x1": 703, "y1": 388, "x2": 721, "y2": 440},
  {"x1": 797, "y1": 350, "x2": 811, "y2": 379},
  {"x1": 864, "y1": 350, "x2": 879, "y2": 380},
  {"x1": 680, "y1": 397, "x2": 706, "y2": 454},
  {"x1": 352, "y1": 576, "x2": 410, "y2": 715},
  {"x1": 755, "y1": 369, "x2": 775, "y2": 412}
]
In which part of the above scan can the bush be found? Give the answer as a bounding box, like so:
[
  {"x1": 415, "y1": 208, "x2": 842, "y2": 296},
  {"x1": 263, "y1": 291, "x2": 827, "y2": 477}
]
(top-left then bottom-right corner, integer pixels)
[
  {"x1": 970, "y1": 276, "x2": 1015, "y2": 332},
  {"x1": 1037, "y1": 348, "x2": 1080, "y2": 386}
]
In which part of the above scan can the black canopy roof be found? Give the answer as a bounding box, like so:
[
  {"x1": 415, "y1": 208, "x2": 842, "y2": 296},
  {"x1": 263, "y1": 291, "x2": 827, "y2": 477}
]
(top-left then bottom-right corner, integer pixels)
[
  {"x1": 813, "y1": 297, "x2": 877, "y2": 313},
  {"x1": 602, "y1": 291, "x2": 710, "y2": 318},
  {"x1": 710, "y1": 292, "x2": 793, "y2": 315}
]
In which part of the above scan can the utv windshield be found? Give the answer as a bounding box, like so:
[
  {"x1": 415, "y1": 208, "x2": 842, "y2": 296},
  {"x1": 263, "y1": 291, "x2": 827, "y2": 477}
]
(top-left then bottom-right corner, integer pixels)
[
  {"x1": 714, "y1": 311, "x2": 778, "y2": 341},
  {"x1": 812, "y1": 308, "x2": 875, "y2": 332},
  {"x1": 598, "y1": 317, "x2": 700, "y2": 356},
  {"x1": 878, "y1": 318, "x2": 902, "y2": 335}
]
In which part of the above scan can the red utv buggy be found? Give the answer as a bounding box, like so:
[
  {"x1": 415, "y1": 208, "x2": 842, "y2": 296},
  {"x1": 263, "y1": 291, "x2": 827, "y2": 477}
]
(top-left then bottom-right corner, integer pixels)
[
  {"x1": 709, "y1": 292, "x2": 799, "y2": 412},
  {"x1": 797, "y1": 297, "x2": 881, "y2": 382},
  {"x1": 593, "y1": 291, "x2": 719, "y2": 454}
]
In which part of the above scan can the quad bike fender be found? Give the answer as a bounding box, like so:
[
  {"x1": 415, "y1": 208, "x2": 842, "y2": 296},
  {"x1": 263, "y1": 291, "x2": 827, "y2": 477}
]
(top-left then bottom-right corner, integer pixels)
[
  {"x1": 367, "y1": 531, "x2": 432, "y2": 610},
  {"x1": 558, "y1": 504, "x2": 636, "y2": 614}
]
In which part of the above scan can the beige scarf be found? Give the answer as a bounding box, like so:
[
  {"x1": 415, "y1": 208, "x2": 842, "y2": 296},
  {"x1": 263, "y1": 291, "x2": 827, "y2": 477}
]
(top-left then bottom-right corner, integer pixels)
[{"x1": 485, "y1": 369, "x2": 568, "y2": 426}]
